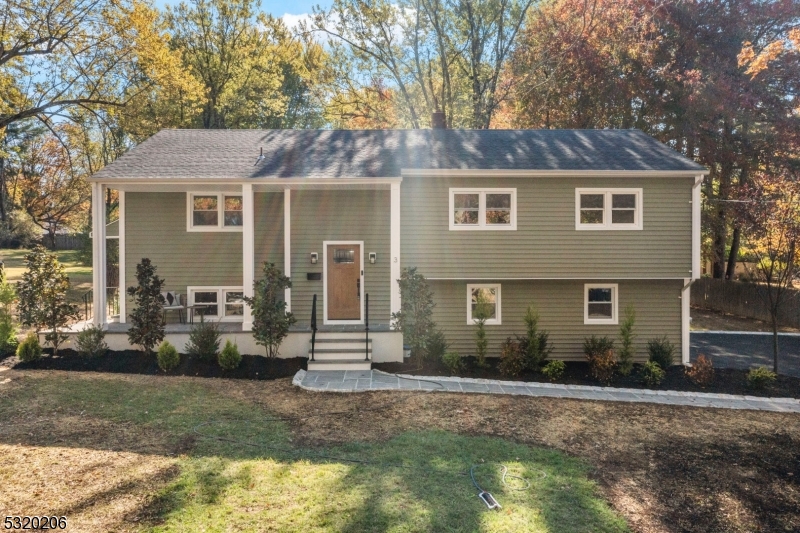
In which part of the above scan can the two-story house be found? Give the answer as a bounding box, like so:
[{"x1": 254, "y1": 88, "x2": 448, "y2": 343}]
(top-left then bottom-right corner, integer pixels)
[{"x1": 87, "y1": 129, "x2": 705, "y2": 370}]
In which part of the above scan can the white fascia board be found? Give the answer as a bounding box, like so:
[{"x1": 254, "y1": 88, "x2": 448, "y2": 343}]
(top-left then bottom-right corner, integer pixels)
[
  {"x1": 89, "y1": 177, "x2": 403, "y2": 186},
  {"x1": 401, "y1": 169, "x2": 708, "y2": 178}
]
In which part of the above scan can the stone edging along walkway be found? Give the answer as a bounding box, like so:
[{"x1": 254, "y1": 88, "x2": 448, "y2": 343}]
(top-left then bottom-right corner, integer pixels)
[{"x1": 293, "y1": 369, "x2": 800, "y2": 413}]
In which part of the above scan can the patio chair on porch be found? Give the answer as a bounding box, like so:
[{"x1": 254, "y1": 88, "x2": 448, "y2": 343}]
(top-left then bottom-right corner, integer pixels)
[{"x1": 162, "y1": 291, "x2": 186, "y2": 324}]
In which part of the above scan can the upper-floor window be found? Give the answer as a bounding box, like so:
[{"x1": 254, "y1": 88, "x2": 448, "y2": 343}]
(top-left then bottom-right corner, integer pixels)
[
  {"x1": 575, "y1": 188, "x2": 642, "y2": 230},
  {"x1": 187, "y1": 193, "x2": 243, "y2": 231},
  {"x1": 450, "y1": 188, "x2": 517, "y2": 230}
]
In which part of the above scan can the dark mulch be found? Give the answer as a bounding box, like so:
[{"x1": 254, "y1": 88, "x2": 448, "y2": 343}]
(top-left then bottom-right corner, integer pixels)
[
  {"x1": 10, "y1": 349, "x2": 305, "y2": 380},
  {"x1": 375, "y1": 357, "x2": 800, "y2": 399}
]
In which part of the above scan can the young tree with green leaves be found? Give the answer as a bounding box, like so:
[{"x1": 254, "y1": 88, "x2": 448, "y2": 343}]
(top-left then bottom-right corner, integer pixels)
[
  {"x1": 617, "y1": 305, "x2": 636, "y2": 376},
  {"x1": 16, "y1": 245, "x2": 79, "y2": 355},
  {"x1": 127, "y1": 258, "x2": 166, "y2": 354},
  {"x1": 391, "y1": 267, "x2": 436, "y2": 360},
  {"x1": 244, "y1": 262, "x2": 295, "y2": 359},
  {"x1": 472, "y1": 289, "x2": 493, "y2": 367}
]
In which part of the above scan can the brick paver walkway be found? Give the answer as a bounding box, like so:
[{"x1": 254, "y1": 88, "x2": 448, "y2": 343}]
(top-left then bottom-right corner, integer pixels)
[{"x1": 293, "y1": 369, "x2": 800, "y2": 413}]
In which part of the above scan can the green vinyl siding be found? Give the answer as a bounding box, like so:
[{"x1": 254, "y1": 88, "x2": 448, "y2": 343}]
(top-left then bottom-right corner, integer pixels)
[
  {"x1": 289, "y1": 189, "x2": 392, "y2": 325},
  {"x1": 431, "y1": 279, "x2": 682, "y2": 361},
  {"x1": 401, "y1": 177, "x2": 693, "y2": 279},
  {"x1": 125, "y1": 192, "x2": 286, "y2": 316}
]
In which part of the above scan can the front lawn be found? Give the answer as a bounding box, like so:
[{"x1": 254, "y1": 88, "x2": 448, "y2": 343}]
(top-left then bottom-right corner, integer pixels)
[
  {"x1": 0, "y1": 248, "x2": 92, "y2": 305},
  {"x1": 0, "y1": 372, "x2": 627, "y2": 532}
]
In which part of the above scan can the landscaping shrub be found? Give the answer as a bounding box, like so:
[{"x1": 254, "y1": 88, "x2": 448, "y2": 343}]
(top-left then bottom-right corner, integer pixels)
[
  {"x1": 391, "y1": 267, "x2": 436, "y2": 360},
  {"x1": 498, "y1": 337, "x2": 525, "y2": 377},
  {"x1": 185, "y1": 317, "x2": 221, "y2": 361},
  {"x1": 442, "y1": 351, "x2": 464, "y2": 375},
  {"x1": 76, "y1": 324, "x2": 108, "y2": 358},
  {"x1": 244, "y1": 262, "x2": 296, "y2": 358},
  {"x1": 16, "y1": 245, "x2": 79, "y2": 355},
  {"x1": 617, "y1": 306, "x2": 636, "y2": 376},
  {"x1": 218, "y1": 339, "x2": 242, "y2": 370},
  {"x1": 747, "y1": 366, "x2": 777, "y2": 389},
  {"x1": 584, "y1": 336, "x2": 616, "y2": 384},
  {"x1": 0, "y1": 273, "x2": 18, "y2": 356},
  {"x1": 472, "y1": 290, "x2": 493, "y2": 368},
  {"x1": 686, "y1": 354, "x2": 714, "y2": 387},
  {"x1": 541, "y1": 360, "x2": 565, "y2": 381},
  {"x1": 157, "y1": 341, "x2": 180, "y2": 372},
  {"x1": 16, "y1": 332, "x2": 42, "y2": 362},
  {"x1": 520, "y1": 305, "x2": 552, "y2": 370},
  {"x1": 425, "y1": 329, "x2": 449, "y2": 362},
  {"x1": 641, "y1": 361, "x2": 665, "y2": 387},
  {"x1": 127, "y1": 258, "x2": 166, "y2": 354},
  {"x1": 647, "y1": 336, "x2": 675, "y2": 369}
]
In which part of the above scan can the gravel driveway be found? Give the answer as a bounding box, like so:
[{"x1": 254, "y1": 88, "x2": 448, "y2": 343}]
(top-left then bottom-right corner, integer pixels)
[{"x1": 692, "y1": 332, "x2": 800, "y2": 378}]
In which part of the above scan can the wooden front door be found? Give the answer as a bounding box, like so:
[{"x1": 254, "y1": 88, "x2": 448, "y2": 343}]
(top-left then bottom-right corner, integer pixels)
[{"x1": 326, "y1": 244, "x2": 361, "y2": 321}]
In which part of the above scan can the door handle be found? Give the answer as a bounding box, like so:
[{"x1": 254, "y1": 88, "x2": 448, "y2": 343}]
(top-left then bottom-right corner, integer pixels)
[{"x1": 356, "y1": 278, "x2": 360, "y2": 300}]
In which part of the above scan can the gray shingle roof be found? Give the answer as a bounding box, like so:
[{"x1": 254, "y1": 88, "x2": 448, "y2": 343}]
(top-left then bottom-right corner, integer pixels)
[{"x1": 92, "y1": 128, "x2": 705, "y2": 180}]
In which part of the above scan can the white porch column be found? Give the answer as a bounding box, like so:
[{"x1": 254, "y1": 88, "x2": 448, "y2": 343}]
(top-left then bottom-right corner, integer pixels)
[
  {"x1": 242, "y1": 183, "x2": 255, "y2": 331},
  {"x1": 91, "y1": 182, "x2": 107, "y2": 326},
  {"x1": 681, "y1": 278, "x2": 691, "y2": 366},
  {"x1": 390, "y1": 182, "x2": 401, "y2": 324},
  {"x1": 692, "y1": 175, "x2": 703, "y2": 279},
  {"x1": 284, "y1": 188, "x2": 291, "y2": 312},
  {"x1": 118, "y1": 190, "x2": 126, "y2": 323}
]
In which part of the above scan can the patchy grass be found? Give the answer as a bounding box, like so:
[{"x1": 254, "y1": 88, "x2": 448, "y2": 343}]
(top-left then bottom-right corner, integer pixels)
[
  {"x1": 0, "y1": 248, "x2": 92, "y2": 305},
  {"x1": 0, "y1": 372, "x2": 627, "y2": 533}
]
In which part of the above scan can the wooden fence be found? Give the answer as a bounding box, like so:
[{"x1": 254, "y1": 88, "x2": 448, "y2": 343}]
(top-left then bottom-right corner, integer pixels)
[{"x1": 691, "y1": 278, "x2": 800, "y2": 329}]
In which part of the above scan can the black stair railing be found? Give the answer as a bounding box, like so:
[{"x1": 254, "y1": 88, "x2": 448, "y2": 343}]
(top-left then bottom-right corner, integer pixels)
[
  {"x1": 365, "y1": 293, "x2": 370, "y2": 361},
  {"x1": 310, "y1": 294, "x2": 317, "y2": 362}
]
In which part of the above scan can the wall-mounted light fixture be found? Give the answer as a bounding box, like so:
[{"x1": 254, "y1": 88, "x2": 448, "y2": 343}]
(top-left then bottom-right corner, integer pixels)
[
  {"x1": 310, "y1": 252, "x2": 318, "y2": 264},
  {"x1": 369, "y1": 252, "x2": 377, "y2": 264}
]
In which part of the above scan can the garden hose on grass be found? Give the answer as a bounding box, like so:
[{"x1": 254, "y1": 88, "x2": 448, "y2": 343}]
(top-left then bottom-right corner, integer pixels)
[{"x1": 191, "y1": 370, "x2": 536, "y2": 511}]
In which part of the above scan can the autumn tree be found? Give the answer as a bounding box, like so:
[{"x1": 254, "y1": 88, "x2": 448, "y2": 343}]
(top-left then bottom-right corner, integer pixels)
[{"x1": 734, "y1": 171, "x2": 800, "y2": 374}]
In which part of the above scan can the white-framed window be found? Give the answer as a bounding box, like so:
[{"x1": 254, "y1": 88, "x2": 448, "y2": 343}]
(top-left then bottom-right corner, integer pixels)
[
  {"x1": 450, "y1": 188, "x2": 517, "y2": 230},
  {"x1": 466, "y1": 284, "x2": 501, "y2": 325},
  {"x1": 584, "y1": 284, "x2": 618, "y2": 324},
  {"x1": 575, "y1": 189, "x2": 642, "y2": 230},
  {"x1": 187, "y1": 286, "x2": 245, "y2": 321},
  {"x1": 187, "y1": 193, "x2": 243, "y2": 231}
]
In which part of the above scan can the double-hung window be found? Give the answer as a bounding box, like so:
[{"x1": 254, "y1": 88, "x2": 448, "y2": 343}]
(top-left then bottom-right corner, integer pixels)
[
  {"x1": 188, "y1": 287, "x2": 245, "y2": 321},
  {"x1": 584, "y1": 284, "x2": 618, "y2": 324},
  {"x1": 575, "y1": 189, "x2": 642, "y2": 230},
  {"x1": 467, "y1": 284, "x2": 501, "y2": 325},
  {"x1": 450, "y1": 189, "x2": 516, "y2": 230},
  {"x1": 187, "y1": 193, "x2": 243, "y2": 231}
]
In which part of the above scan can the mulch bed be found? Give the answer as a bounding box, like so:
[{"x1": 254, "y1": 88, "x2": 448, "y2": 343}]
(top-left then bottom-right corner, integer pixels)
[
  {"x1": 374, "y1": 357, "x2": 800, "y2": 399},
  {"x1": 7, "y1": 349, "x2": 305, "y2": 380}
]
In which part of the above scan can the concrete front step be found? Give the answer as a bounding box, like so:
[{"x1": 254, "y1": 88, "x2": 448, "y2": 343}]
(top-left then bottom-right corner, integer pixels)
[
  {"x1": 311, "y1": 341, "x2": 372, "y2": 351},
  {"x1": 308, "y1": 350, "x2": 372, "y2": 361},
  {"x1": 307, "y1": 359, "x2": 372, "y2": 371}
]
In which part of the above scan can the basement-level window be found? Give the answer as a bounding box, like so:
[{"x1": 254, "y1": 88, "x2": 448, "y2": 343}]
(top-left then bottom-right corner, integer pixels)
[
  {"x1": 467, "y1": 284, "x2": 501, "y2": 325},
  {"x1": 584, "y1": 284, "x2": 618, "y2": 325},
  {"x1": 187, "y1": 193, "x2": 243, "y2": 231},
  {"x1": 450, "y1": 189, "x2": 517, "y2": 230},
  {"x1": 575, "y1": 189, "x2": 642, "y2": 230},
  {"x1": 188, "y1": 287, "x2": 244, "y2": 321}
]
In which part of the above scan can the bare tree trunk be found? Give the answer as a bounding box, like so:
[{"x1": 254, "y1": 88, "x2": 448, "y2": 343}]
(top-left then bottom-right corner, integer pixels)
[
  {"x1": 771, "y1": 311, "x2": 779, "y2": 374},
  {"x1": 725, "y1": 226, "x2": 741, "y2": 280}
]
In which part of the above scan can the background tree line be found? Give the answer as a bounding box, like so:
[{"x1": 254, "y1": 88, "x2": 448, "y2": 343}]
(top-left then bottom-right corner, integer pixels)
[{"x1": 1, "y1": 0, "x2": 798, "y2": 280}]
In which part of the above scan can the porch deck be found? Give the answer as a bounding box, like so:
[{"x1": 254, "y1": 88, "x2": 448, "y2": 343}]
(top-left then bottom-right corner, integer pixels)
[{"x1": 67, "y1": 320, "x2": 392, "y2": 334}]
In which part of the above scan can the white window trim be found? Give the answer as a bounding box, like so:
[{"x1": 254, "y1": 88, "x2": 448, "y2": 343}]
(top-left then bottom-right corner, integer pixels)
[
  {"x1": 575, "y1": 188, "x2": 643, "y2": 230},
  {"x1": 584, "y1": 283, "x2": 618, "y2": 325},
  {"x1": 186, "y1": 193, "x2": 244, "y2": 232},
  {"x1": 466, "y1": 284, "x2": 502, "y2": 325},
  {"x1": 449, "y1": 188, "x2": 517, "y2": 231},
  {"x1": 187, "y1": 286, "x2": 245, "y2": 322}
]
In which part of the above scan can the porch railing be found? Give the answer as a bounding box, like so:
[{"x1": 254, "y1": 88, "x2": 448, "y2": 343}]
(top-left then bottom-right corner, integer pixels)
[
  {"x1": 82, "y1": 287, "x2": 120, "y2": 322},
  {"x1": 310, "y1": 294, "x2": 317, "y2": 361}
]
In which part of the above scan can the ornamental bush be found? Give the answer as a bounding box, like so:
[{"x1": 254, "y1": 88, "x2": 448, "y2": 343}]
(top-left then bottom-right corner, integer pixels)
[
  {"x1": 647, "y1": 336, "x2": 675, "y2": 370},
  {"x1": 244, "y1": 262, "x2": 296, "y2": 359},
  {"x1": 76, "y1": 324, "x2": 108, "y2": 358},
  {"x1": 686, "y1": 354, "x2": 714, "y2": 387},
  {"x1": 519, "y1": 305, "x2": 552, "y2": 370},
  {"x1": 391, "y1": 267, "x2": 436, "y2": 360},
  {"x1": 617, "y1": 306, "x2": 636, "y2": 376},
  {"x1": 442, "y1": 351, "x2": 463, "y2": 375},
  {"x1": 641, "y1": 361, "x2": 666, "y2": 388},
  {"x1": 498, "y1": 337, "x2": 526, "y2": 377},
  {"x1": 218, "y1": 339, "x2": 242, "y2": 370},
  {"x1": 16, "y1": 332, "x2": 42, "y2": 362},
  {"x1": 185, "y1": 316, "x2": 221, "y2": 361},
  {"x1": 584, "y1": 336, "x2": 616, "y2": 384},
  {"x1": 747, "y1": 366, "x2": 777, "y2": 389},
  {"x1": 425, "y1": 329, "x2": 449, "y2": 362},
  {"x1": 127, "y1": 258, "x2": 165, "y2": 354},
  {"x1": 157, "y1": 341, "x2": 180, "y2": 372},
  {"x1": 541, "y1": 360, "x2": 566, "y2": 381}
]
